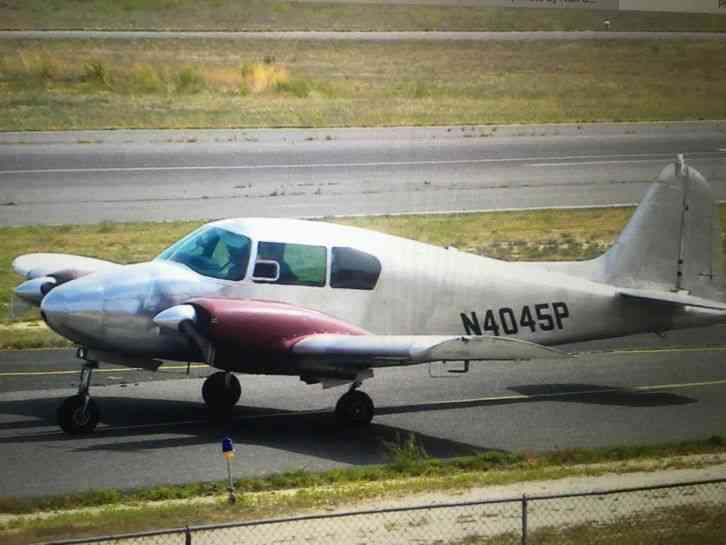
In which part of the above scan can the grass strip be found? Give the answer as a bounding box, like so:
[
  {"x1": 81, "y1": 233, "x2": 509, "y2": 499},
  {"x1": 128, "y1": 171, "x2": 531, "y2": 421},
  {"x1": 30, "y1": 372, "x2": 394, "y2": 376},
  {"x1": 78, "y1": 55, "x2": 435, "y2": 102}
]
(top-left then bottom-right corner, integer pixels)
[
  {"x1": 0, "y1": 435, "x2": 724, "y2": 545},
  {"x1": 0, "y1": 321, "x2": 72, "y2": 350},
  {"x1": 5, "y1": 205, "x2": 726, "y2": 349},
  {"x1": 1, "y1": 38, "x2": 726, "y2": 130},
  {"x1": 3, "y1": 2, "x2": 726, "y2": 33}
]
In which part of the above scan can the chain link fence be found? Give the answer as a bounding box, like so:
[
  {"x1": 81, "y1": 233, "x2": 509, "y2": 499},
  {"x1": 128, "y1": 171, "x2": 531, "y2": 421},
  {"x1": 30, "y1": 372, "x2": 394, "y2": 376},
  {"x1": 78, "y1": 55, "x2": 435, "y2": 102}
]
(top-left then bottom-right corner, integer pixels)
[{"x1": 46, "y1": 478, "x2": 726, "y2": 545}]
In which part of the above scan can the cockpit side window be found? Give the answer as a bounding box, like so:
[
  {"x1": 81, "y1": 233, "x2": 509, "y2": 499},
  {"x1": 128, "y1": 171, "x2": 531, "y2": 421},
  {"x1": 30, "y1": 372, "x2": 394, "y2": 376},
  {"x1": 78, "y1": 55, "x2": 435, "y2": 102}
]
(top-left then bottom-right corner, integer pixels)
[
  {"x1": 156, "y1": 226, "x2": 251, "y2": 281},
  {"x1": 254, "y1": 242, "x2": 326, "y2": 287},
  {"x1": 331, "y1": 247, "x2": 381, "y2": 290}
]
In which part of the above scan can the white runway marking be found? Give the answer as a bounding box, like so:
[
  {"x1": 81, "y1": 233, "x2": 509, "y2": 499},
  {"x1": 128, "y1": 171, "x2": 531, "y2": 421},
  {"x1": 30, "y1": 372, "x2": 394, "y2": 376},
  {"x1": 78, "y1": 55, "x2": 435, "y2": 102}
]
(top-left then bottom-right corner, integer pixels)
[
  {"x1": 531, "y1": 159, "x2": 667, "y2": 167},
  {"x1": 0, "y1": 152, "x2": 715, "y2": 175},
  {"x1": 0, "y1": 364, "x2": 207, "y2": 377}
]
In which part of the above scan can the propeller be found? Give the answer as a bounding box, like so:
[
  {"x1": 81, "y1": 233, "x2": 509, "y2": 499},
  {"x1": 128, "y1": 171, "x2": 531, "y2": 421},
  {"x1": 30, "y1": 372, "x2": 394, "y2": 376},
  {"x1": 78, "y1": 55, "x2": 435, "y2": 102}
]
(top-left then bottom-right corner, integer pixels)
[
  {"x1": 10, "y1": 266, "x2": 90, "y2": 321},
  {"x1": 9, "y1": 292, "x2": 36, "y2": 321},
  {"x1": 179, "y1": 320, "x2": 216, "y2": 365},
  {"x1": 153, "y1": 304, "x2": 216, "y2": 364},
  {"x1": 9, "y1": 275, "x2": 58, "y2": 321},
  {"x1": 14, "y1": 276, "x2": 57, "y2": 305}
]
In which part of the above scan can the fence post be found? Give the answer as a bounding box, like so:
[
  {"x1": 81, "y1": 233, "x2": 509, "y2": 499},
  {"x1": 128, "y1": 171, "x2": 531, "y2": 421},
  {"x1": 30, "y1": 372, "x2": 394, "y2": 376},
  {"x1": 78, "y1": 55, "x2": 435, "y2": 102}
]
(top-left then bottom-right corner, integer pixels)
[
  {"x1": 521, "y1": 494, "x2": 528, "y2": 545},
  {"x1": 185, "y1": 526, "x2": 192, "y2": 545}
]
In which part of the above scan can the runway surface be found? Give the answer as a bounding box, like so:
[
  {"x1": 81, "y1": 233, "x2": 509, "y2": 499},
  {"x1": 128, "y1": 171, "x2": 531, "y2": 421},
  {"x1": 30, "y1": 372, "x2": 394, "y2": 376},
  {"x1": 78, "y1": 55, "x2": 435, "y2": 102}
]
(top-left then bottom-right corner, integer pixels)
[
  {"x1": 1, "y1": 123, "x2": 725, "y2": 226},
  {"x1": 1, "y1": 325, "x2": 725, "y2": 498}
]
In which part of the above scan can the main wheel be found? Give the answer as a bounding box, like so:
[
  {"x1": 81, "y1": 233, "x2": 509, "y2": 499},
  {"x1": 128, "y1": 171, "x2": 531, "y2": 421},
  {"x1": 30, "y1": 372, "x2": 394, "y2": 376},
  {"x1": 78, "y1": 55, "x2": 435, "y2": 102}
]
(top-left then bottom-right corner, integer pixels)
[
  {"x1": 58, "y1": 394, "x2": 100, "y2": 435},
  {"x1": 335, "y1": 390, "x2": 374, "y2": 427},
  {"x1": 202, "y1": 372, "x2": 241, "y2": 414}
]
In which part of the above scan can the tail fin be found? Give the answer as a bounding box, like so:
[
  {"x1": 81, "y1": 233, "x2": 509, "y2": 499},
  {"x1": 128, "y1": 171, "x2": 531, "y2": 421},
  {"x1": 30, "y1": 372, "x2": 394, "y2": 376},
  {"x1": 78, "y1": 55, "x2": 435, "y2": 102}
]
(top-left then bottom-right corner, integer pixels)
[{"x1": 593, "y1": 155, "x2": 723, "y2": 299}]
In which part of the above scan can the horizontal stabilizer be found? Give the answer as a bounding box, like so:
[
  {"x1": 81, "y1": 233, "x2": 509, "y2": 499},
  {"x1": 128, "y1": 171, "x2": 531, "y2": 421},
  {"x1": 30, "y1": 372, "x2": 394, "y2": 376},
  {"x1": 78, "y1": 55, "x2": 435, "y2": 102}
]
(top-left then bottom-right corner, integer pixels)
[
  {"x1": 618, "y1": 288, "x2": 726, "y2": 311},
  {"x1": 12, "y1": 253, "x2": 118, "y2": 280},
  {"x1": 292, "y1": 334, "x2": 570, "y2": 366}
]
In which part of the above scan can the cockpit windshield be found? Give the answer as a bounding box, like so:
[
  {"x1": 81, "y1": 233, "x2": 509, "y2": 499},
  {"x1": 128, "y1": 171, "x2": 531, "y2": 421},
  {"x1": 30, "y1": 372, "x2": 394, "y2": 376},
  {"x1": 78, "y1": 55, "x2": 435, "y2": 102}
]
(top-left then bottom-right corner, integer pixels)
[{"x1": 156, "y1": 226, "x2": 251, "y2": 281}]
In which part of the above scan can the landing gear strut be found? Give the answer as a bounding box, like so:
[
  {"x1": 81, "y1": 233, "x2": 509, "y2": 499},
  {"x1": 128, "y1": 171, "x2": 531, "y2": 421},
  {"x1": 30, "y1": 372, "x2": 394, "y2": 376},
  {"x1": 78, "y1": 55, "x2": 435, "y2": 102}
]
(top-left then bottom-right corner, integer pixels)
[
  {"x1": 58, "y1": 360, "x2": 100, "y2": 434},
  {"x1": 335, "y1": 382, "x2": 374, "y2": 427},
  {"x1": 202, "y1": 371, "x2": 241, "y2": 414}
]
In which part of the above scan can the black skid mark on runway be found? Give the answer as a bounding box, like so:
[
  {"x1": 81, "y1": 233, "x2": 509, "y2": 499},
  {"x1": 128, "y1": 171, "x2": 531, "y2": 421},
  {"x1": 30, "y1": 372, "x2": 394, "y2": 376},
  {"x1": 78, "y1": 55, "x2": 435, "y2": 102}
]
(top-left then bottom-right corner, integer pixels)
[{"x1": 507, "y1": 384, "x2": 696, "y2": 407}]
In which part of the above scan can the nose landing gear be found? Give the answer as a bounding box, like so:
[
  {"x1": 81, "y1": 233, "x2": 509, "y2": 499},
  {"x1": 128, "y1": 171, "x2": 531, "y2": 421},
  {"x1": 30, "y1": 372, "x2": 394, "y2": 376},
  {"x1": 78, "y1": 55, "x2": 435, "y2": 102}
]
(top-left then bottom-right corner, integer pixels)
[{"x1": 58, "y1": 361, "x2": 100, "y2": 435}]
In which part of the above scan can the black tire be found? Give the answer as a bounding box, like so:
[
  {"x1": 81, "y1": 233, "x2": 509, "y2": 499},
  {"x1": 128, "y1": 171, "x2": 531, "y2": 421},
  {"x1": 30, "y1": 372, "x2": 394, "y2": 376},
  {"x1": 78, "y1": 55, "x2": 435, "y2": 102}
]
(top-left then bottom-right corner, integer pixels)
[
  {"x1": 335, "y1": 390, "x2": 374, "y2": 426},
  {"x1": 58, "y1": 394, "x2": 100, "y2": 435},
  {"x1": 202, "y1": 371, "x2": 241, "y2": 413}
]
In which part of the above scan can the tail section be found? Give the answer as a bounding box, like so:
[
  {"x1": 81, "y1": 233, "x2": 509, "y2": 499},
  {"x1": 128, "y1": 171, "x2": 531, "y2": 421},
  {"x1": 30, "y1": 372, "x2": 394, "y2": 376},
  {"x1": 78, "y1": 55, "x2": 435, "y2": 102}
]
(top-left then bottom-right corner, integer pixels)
[
  {"x1": 593, "y1": 155, "x2": 723, "y2": 299},
  {"x1": 548, "y1": 156, "x2": 724, "y2": 301}
]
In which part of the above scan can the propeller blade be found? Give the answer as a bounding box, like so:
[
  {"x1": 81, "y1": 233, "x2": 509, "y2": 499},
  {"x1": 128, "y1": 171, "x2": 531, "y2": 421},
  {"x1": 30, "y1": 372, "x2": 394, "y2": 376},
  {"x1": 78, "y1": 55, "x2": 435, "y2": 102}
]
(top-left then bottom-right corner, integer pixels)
[
  {"x1": 14, "y1": 276, "x2": 57, "y2": 306},
  {"x1": 179, "y1": 320, "x2": 216, "y2": 365},
  {"x1": 153, "y1": 304, "x2": 216, "y2": 365},
  {"x1": 9, "y1": 292, "x2": 36, "y2": 321}
]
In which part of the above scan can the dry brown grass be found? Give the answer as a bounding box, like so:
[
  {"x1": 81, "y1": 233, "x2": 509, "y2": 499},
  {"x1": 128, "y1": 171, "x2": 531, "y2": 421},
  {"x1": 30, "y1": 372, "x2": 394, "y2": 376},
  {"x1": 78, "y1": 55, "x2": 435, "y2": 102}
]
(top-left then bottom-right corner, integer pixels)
[
  {"x1": 1, "y1": 38, "x2": 725, "y2": 130},
  {"x1": 241, "y1": 62, "x2": 289, "y2": 94}
]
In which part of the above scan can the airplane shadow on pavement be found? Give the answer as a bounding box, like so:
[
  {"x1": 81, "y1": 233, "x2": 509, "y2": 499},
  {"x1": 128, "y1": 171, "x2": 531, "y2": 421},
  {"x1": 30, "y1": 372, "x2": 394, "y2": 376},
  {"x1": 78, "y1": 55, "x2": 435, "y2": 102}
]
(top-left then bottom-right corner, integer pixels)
[
  {"x1": 0, "y1": 396, "x2": 488, "y2": 465},
  {"x1": 0, "y1": 383, "x2": 696, "y2": 466}
]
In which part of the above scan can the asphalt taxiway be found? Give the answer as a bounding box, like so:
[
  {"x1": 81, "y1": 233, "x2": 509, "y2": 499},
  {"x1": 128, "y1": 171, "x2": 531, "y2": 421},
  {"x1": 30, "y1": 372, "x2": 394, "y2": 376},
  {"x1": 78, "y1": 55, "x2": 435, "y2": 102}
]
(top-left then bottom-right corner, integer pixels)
[{"x1": 0, "y1": 325, "x2": 725, "y2": 498}]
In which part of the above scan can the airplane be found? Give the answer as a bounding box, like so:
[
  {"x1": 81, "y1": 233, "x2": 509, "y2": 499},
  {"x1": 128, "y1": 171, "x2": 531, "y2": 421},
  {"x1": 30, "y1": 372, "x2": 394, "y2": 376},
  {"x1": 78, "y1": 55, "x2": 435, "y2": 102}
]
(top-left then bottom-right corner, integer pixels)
[{"x1": 11, "y1": 156, "x2": 726, "y2": 435}]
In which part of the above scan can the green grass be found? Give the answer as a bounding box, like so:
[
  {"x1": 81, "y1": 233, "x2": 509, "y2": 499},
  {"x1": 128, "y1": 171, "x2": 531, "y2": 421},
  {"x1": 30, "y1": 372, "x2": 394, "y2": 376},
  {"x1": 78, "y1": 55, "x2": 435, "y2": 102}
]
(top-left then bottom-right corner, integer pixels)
[
  {"x1": 3, "y1": 2, "x2": 726, "y2": 32},
  {"x1": 1, "y1": 38, "x2": 725, "y2": 130},
  {"x1": 0, "y1": 322, "x2": 72, "y2": 349}
]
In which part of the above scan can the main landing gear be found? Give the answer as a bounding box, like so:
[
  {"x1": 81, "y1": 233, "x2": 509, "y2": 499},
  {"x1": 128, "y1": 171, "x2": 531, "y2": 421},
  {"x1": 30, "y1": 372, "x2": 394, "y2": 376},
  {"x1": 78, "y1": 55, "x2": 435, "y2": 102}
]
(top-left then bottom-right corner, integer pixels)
[
  {"x1": 58, "y1": 360, "x2": 100, "y2": 435},
  {"x1": 202, "y1": 371, "x2": 241, "y2": 414},
  {"x1": 335, "y1": 382, "x2": 374, "y2": 427}
]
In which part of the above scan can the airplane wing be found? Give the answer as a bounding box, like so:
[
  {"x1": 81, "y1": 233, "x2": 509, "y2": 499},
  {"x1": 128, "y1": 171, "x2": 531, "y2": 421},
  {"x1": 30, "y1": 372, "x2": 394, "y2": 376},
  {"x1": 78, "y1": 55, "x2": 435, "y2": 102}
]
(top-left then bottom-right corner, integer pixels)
[
  {"x1": 618, "y1": 288, "x2": 726, "y2": 311},
  {"x1": 155, "y1": 299, "x2": 570, "y2": 371},
  {"x1": 291, "y1": 333, "x2": 570, "y2": 366},
  {"x1": 12, "y1": 253, "x2": 119, "y2": 280}
]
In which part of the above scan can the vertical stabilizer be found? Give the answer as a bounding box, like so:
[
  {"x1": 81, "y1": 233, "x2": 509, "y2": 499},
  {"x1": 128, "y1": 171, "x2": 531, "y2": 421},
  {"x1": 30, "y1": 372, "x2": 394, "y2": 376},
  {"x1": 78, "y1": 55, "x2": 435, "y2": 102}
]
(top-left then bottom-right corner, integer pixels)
[{"x1": 593, "y1": 156, "x2": 723, "y2": 299}]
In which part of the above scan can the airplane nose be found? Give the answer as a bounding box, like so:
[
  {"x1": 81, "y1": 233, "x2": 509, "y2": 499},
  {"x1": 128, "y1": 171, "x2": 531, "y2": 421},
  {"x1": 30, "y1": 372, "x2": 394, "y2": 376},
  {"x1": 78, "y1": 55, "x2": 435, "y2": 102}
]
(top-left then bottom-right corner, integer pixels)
[{"x1": 41, "y1": 276, "x2": 105, "y2": 345}]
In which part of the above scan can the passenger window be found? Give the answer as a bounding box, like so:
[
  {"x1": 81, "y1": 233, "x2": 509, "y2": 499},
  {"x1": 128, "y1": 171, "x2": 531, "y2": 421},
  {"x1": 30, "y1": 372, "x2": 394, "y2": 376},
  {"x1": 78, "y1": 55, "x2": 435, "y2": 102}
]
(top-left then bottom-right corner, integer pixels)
[
  {"x1": 331, "y1": 247, "x2": 381, "y2": 290},
  {"x1": 255, "y1": 242, "x2": 326, "y2": 287}
]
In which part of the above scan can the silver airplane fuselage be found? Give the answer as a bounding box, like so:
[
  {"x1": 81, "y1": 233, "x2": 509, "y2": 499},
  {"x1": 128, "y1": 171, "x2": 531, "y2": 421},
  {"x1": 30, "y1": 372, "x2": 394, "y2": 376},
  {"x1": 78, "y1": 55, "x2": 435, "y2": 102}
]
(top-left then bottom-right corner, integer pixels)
[{"x1": 38, "y1": 217, "x2": 725, "y2": 373}]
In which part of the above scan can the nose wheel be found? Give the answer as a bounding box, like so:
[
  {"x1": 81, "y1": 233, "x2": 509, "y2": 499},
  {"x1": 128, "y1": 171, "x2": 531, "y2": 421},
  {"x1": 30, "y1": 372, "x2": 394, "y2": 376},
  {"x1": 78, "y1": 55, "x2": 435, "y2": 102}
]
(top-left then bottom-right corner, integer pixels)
[
  {"x1": 202, "y1": 371, "x2": 241, "y2": 414},
  {"x1": 335, "y1": 386, "x2": 374, "y2": 427},
  {"x1": 58, "y1": 362, "x2": 100, "y2": 434}
]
